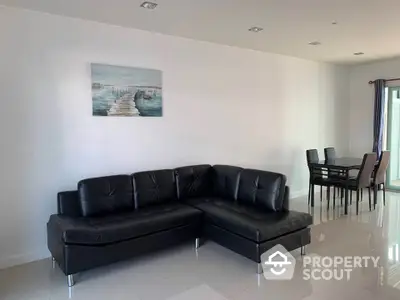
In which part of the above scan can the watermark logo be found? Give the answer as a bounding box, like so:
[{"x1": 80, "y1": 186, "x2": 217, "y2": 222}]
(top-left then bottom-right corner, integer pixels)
[
  {"x1": 261, "y1": 244, "x2": 380, "y2": 281},
  {"x1": 260, "y1": 244, "x2": 296, "y2": 280},
  {"x1": 302, "y1": 254, "x2": 380, "y2": 281}
]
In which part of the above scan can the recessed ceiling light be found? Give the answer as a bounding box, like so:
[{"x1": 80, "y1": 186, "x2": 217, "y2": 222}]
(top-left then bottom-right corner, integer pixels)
[
  {"x1": 308, "y1": 41, "x2": 321, "y2": 46},
  {"x1": 354, "y1": 52, "x2": 364, "y2": 56},
  {"x1": 249, "y1": 27, "x2": 264, "y2": 33},
  {"x1": 140, "y1": 1, "x2": 158, "y2": 9}
]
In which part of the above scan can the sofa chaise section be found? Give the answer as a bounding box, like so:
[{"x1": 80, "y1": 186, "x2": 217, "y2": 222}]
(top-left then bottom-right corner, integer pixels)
[{"x1": 181, "y1": 165, "x2": 312, "y2": 270}]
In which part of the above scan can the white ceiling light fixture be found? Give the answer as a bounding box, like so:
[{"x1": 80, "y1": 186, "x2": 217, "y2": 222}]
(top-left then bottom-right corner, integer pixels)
[
  {"x1": 140, "y1": 1, "x2": 158, "y2": 10},
  {"x1": 248, "y1": 27, "x2": 264, "y2": 33},
  {"x1": 308, "y1": 41, "x2": 321, "y2": 46},
  {"x1": 354, "y1": 52, "x2": 365, "y2": 56}
]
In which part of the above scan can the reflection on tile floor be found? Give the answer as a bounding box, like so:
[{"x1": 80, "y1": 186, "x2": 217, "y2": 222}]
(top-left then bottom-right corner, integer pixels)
[{"x1": 0, "y1": 190, "x2": 400, "y2": 299}]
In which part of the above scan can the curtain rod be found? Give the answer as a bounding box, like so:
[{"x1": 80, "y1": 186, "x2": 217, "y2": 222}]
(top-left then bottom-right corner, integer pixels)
[{"x1": 369, "y1": 78, "x2": 400, "y2": 84}]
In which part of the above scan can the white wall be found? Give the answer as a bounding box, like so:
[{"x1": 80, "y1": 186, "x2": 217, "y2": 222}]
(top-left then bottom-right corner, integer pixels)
[
  {"x1": 0, "y1": 6, "x2": 350, "y2": 268},
  {"x1": 349, "y1": 57, "x2": 400, "y2": 156}
]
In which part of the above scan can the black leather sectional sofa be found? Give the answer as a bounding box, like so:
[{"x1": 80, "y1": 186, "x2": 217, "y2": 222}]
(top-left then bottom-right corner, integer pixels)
[{"x1": 47, "y1": 165, "x2": 312, "y2": 286}]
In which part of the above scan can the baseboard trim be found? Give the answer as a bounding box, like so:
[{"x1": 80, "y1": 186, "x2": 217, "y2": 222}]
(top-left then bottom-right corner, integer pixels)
[{"x1": 0, "y1": 248, "x2": 50, "y2": 270}]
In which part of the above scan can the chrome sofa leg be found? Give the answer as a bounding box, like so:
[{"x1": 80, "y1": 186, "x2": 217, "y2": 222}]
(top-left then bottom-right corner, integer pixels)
[
  {"x1": 301, "y1": 246, "x2": 306, "y2": 256},
  {"x1": 52, "y1": 257, "x2": 56, "y2": 268},
  {"x1": 257, "y1": 263, "x2": 263, "y2": 274},
  {"x1": 195, "y1": 238, "x2": 200, "y2": 249},
  {"x1": 67, "y1": 274, "x2": 75, "y2": 287}
]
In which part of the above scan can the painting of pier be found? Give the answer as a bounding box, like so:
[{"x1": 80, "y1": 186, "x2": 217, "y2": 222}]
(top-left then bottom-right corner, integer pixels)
[{"x1": 91, "y1": 63, "x2": 162, "y2": 117}]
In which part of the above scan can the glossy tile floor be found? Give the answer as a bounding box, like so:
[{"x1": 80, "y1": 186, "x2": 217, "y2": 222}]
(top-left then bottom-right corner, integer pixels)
[{"x1": 1, "y1": 191, "x2": 400, "y2": 300}]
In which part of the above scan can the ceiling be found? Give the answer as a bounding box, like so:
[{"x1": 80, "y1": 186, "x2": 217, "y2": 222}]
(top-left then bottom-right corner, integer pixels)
[{"x1": 2, "y1": 0, "x2": 400, "y2": 65}]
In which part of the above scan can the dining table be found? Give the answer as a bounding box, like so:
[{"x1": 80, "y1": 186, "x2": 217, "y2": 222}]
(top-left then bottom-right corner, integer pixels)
[{"x1": 309, "y1": 157, "x2": 363, "y2": 215}]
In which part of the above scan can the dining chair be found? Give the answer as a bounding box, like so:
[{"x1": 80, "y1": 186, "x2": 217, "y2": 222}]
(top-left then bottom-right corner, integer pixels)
[
  {"x1": 372, "y1": 151, "x2": 390, "y2": 207},
  {"x1": 306, "y1": 149, "x2": 320, "y2": 204},
  {"x1": 324, "y1": 147, "x2": 344, "y2": 201},
  {"x1": 335, "y1": 153, "x2": 377, "y2": 215},
  {"x1": 325, "y1": 147, "x2": 364, "y2": 203},
  {"x1": 306, "y1": 149, "x2": 335, "y2": 206}
]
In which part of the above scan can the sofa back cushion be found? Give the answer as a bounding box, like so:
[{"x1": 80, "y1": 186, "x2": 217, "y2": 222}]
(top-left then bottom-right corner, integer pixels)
[
  {"x1": 237, "y1": 169, "x2": 286, "y2": 212},
  {"x1": 213, "y1": 165, "x2": 243, "y2": 200},
  {"x1": 78, "y1": 175, "x2": 134, "y2": 217},
  {"x1": 133, "y1": 169, "x2": 176, "y2": 208},
  {"x1": 175, "y1": 165, "x2": 213, "y2": 199}
]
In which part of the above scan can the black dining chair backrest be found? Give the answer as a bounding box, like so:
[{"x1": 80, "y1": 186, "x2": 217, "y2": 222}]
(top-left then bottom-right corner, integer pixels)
[
  {"x1": 357, "y1": 153, "x2": 378, "y2": 188},
  {"x1": 306, "y1": 149, "x2": 322, "y2": 179},
  {"x1": 324, "y1": 147, "x2": 336, "y2": 160},
  {"x1": 324, "y1": 147, "x2": 339, "y2": 177},
  {"x1": 306, "y1": 149, "x2": 319, "y2": 166},
  {"x1": 374, "y1": 151, "x2": 390, "y2": 185}
]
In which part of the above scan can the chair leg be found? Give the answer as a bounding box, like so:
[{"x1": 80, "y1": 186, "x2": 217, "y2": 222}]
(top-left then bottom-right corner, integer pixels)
[
  {"x1": 350, "y1": 191, "x2": 353, "y2": 205},
  {"x1": 361, "y1": 189, "x2": 363, "y2": 202},
  {"x1": 311, "y1": 184, "x2": 315, "y2": 207},
  {"x1": 341, "y1": 188, "x2": 343, "y2": 206},
  {"x1": 333, "y1": 188, "x2": 336, "y2": 208},
  {"x1": 327, "y1": 187, "x2": 331, "y2": 209},
  {"x1": 374, "y1": 185, "x2": 378, "y2": 209},
  {"x1": 368, "y1": 187, "x2": 372, "y2": 211},
  {"x1": 320, "y1": 186, "x2": 323, "y2": 202},
  {"x1": 356, "y1": 189, "x2": 360, "y2": 215},
  {"x1": 308, "y1": 184, "x2": 311, "y2": 205},
  {"x1": 383, "y1": 183, "x2": 386, "y2": 206},
  {"x1": 327, "y1": 189, "x2": 330, "y2": 210}
]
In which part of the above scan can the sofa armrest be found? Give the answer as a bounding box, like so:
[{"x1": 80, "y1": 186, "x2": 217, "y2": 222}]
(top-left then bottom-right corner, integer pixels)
[
  {"x1": 47, "y1": 214, "x2": 85, "y2": 274},
  {"x1": 47, "y1": 214, "x2": 85, "y2": 244}
]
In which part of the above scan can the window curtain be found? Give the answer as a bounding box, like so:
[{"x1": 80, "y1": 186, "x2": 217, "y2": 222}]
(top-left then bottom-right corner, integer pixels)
[{"x1": 373, "y1": 79, "x2": 386, "y2": 155}]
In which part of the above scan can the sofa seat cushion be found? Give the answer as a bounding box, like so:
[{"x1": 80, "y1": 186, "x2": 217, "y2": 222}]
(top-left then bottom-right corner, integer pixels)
[
  {"x1": 188, "y1": 198, "x2": 312, "y2": 243},
  {"x1": 49, "y1": 203, "x2": 202, "y2": 245}
]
